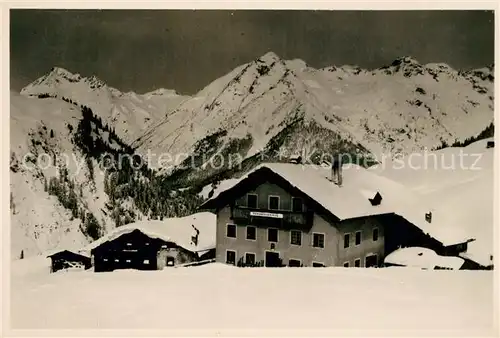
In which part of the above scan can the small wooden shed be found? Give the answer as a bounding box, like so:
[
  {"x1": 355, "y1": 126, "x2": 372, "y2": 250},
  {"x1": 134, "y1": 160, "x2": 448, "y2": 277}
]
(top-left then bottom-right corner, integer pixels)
[{"x1": 48, "y1": 250, "x2": 92, "y2": 273}]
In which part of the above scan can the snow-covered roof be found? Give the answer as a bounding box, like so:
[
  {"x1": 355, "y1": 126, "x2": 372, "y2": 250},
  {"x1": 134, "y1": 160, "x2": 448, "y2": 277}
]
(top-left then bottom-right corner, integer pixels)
[
  {"x1": 384, "y1": 247, "x2": 465, "y2": 270},
  {"x1": 81, "y1": 212, "x2": 216, "y2": 257},
  {"x1": 202, "y1": 162, "x2": 472, "y2": 246}
]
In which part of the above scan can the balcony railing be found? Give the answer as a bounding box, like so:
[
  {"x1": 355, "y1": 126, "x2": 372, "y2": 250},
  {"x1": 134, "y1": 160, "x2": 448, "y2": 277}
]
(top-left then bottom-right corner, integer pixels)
[{"x1": 230, "y1": 205, "x2": 313, "y2": 228}]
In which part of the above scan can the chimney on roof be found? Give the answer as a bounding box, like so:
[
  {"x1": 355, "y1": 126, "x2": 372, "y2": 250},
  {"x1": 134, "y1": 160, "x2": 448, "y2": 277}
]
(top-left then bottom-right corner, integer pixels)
[
  {"x1": 425, "y1": 212, "x2": 432, "y2": 223},
  {"x1": 369, "y1": 192, "x2": 382, "y2": 206},
  {"x1": 331, "y1": 153, "x2": 342, "y2": 186}
]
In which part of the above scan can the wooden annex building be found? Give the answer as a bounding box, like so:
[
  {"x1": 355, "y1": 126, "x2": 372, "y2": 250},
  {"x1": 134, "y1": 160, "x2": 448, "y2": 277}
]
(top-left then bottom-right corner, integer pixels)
[
  {"x1": 86, "y1": 212, "x2": 216, "y2": 272},
  {"x1": 47, "y1": 250, "x2": 92, "y2": 273}
]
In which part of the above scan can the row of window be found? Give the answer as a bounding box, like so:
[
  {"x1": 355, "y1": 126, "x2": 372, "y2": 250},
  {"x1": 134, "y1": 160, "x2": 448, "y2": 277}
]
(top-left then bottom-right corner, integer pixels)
[
  {"x1": 343, "y1": 254, "x2": 378, "y2": 268},
  {"x1": 226, "y1": 224, "x2": 379, "y2": 248},
  {"x1": 246, "y1": 193, "x2": 303, "y2": 212},
  {"x1": 226, "y1": 224, "x2": 325, "y2": 247},
  {"x1": 343, "y1": 228, "x2": 379, "y2": 248},
  {"x1": 226, "y1": 250, "x2": 378, "y2": 268}
]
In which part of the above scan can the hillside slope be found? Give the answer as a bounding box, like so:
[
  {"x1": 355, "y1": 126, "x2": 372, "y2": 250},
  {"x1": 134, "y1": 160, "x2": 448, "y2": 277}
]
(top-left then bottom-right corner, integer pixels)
[{"x1": 369, "y1": 138, "x2": 495, "y2": 266}]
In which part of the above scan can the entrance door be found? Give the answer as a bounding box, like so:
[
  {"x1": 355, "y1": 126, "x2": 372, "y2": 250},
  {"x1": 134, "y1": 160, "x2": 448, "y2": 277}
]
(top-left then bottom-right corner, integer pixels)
[
  {"x1": 365, "y1": 254, "x2": 378, "y2": 268},
  {"x1": 265, "y1": 251, "x2": 281, "y2": 267}
]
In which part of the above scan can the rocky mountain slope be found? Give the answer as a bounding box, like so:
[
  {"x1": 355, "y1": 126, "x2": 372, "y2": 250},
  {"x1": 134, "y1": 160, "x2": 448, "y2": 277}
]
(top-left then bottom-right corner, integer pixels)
[
  {"x1": 134, "y1": 52, "x2": 494, "y2": 167},
  {"x1": 10, "y1": 52, "x2": 494, "y2": 259}
]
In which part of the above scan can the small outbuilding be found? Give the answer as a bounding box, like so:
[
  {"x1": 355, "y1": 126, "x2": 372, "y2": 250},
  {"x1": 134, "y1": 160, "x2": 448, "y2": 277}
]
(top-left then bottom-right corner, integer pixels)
[
  {"x1": 383, "y1": 247, "x2": 465, "y2": 270},
  {"x1": 47, "y1": 250, "x2": 92, "y2": 273},
  {"x1": 85, "y1": 212, "x2": 216, "y2": 272}
]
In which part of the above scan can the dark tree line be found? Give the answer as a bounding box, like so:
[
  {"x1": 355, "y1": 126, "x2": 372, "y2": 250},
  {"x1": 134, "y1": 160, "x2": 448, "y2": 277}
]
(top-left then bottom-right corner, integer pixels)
[
  {"x1": 44, "y1": 166, "x2": 101, "y2": 240},
  {"x1": 72, "y1": 104, "x2": 205, "y2": 229}
]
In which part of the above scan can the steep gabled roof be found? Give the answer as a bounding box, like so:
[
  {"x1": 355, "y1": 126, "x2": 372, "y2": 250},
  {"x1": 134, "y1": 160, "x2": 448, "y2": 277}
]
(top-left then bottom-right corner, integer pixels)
[
  {"x1": 47, "y1": 250, "x2": 91, "y2": 261},
  {"x1": 200, "y1": 163, "x2": 472, "y2": 246}
]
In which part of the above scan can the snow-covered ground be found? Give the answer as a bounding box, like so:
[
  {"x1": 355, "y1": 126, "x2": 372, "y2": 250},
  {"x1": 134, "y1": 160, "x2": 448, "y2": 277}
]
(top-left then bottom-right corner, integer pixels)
[
  {"x1": 370, "y1": 138, "x2": 495, "y2": 267},
  {"x1": 9, "y1": 259, "x2": 495, "y2": 335}
]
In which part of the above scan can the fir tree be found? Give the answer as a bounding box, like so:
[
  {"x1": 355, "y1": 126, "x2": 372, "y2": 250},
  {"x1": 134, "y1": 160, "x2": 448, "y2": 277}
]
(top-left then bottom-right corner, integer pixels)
[
  {"x1": 10, "y1": 192, "x2": 15, "y2": 214},
  {"x1": 85, "y1": 213, "x2": 100, "y2": 240}
]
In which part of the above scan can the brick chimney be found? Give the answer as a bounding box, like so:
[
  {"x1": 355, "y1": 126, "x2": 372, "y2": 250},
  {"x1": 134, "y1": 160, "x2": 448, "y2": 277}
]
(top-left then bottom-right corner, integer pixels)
[{"x1": 331, "y1": 154, "x2": 342, "y2": 186}]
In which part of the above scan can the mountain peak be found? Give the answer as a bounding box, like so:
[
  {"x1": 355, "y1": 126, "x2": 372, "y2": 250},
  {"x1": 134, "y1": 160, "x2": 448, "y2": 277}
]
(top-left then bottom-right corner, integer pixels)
[
  {"x1": 46, "y1": 66, "x2": 84, "y2": 83},
  {"x1": 391, "y1": 56, "x2": 421, "y2": 67},
  {"x1": 143, "y1": 88, "x2": 180, "y2": 98},
  {"x1": 50, "y1": 66, "x2": 75, "y2": 76},
  {"x1": 258, "y1": 51, "x2": 281, "y2": 63}
]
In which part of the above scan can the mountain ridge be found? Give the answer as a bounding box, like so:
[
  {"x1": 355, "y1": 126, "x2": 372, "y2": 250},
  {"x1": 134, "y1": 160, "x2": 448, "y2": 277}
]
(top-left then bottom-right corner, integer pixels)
[{"x1": 11, "y1": 52, "x2": 494, "y2": 259}]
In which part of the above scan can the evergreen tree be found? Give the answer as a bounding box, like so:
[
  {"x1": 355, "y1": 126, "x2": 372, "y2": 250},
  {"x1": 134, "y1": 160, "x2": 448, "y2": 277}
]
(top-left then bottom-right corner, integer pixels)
[
  {"x1": 85, "y1": 213, "x2": 100, "y2": 240},
  {"x1": 10, "y1": 192, "x2": 15, "y2": 214}
]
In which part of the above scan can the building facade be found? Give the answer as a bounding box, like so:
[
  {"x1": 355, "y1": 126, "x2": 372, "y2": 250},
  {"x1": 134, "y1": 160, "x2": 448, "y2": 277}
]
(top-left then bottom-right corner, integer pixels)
[
  {"x1": 202, "y1": 165, "x2": 389, "y2": 267},
  {"x1": 215, "y1": 185, "x2": 384, "y2": 268},
  {"x1": 91, "y1": 230, "x2": 200, "y2": 272}
]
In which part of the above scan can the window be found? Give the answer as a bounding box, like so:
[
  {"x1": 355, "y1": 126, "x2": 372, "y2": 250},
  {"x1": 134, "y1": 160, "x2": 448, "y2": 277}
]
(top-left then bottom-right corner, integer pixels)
[
  {"x1": 365, "y1": 254, "x2": 378, "y2": 268},
  {"x1": 355, "y1": 231, "x2": 362, "y2": 246},
  {"x1": 372, "y1": 228, "x2": 379, "y2": 241},
  {"x1": 245, "y1": 253, "x2": 256, "y2": 265},
  {"x1": 290, "y1": 230, "x2": 302, "y2": 246},
  {"x1": 289, "y1": 259, "x2": 301, "y2": 267},
  {"x1": 226, "y1": 223, "x2": 236, "y2": 238},
  {"x1": 268, "y1": 228, "x2": 278, "y2": 242},
  {"x1": 268, "y1": 196, "x2": 280, "y2": 210},
  {"x1": 246, "y1": 226, "x2": 256, "y2": 240},
  {"x1": 143, "y1": 259, "x2": 149, "y2": 264},
  {"x1": 312, "y1": 233, "x2": 325, "y2": 248},
  {"x1": 292, "y1": 197, "x2": 303, "y2": 212},
  {"x1": 312, "y1": 262, "x2": 325, "y2": 267},
  {"x1": 344, "y1": 233, "x2": 350, "y2": 248},
  {"x1": 226, "y1": 250, "x2": 236, "y2": 265},
  {"x1": 354, "y1": 258, "x2": 361, "y2": 267},
  {"x1": 343, "y1": 261, "x2": 350, "y2": 267},
  {"x1": 247, "y1": 194, "x2": 258, "y2": 209}
]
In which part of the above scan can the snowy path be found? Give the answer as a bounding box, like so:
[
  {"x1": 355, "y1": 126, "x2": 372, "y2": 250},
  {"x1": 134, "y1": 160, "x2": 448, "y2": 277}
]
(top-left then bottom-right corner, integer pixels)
[{"x1": 10, "y1": 263, "x2": 495, "y2": 335}]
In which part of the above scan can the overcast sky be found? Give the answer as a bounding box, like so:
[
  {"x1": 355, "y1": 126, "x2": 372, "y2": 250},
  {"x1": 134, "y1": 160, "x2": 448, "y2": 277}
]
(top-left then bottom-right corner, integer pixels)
[{"x1": 10, "y1": 10, "x2": 494, "y2": 95}]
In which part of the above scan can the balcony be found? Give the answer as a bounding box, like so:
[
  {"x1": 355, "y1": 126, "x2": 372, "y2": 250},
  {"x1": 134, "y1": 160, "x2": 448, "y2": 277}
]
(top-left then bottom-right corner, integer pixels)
[{"x1": 230, "y1": 205, "x2": 313, "y2": 228}]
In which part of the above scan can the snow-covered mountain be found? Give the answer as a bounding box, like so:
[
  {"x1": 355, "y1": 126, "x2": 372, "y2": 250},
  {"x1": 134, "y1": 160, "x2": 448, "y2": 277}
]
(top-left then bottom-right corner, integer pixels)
[
  {"x1": 10, "y1": 52, "x2": 494, "y2": 259},
  {"x1": 20, "y1": 67, "x2": 189, "y2": 144},
  {"x1": 133, "y1": 52, "x2": 494, "y2": 168}
]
